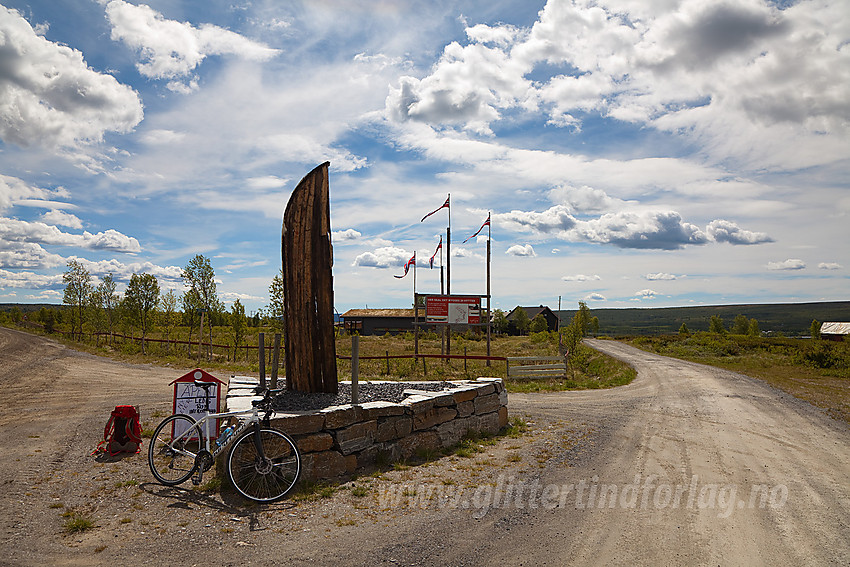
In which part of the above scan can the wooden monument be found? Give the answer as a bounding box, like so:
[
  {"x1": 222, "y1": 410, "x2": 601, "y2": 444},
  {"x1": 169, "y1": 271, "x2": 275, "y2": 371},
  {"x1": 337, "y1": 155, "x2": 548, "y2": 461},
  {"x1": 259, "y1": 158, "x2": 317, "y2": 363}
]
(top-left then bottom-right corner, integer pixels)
[{"x1": 281, "y1": 162, "x2": 338, "y2": 393}]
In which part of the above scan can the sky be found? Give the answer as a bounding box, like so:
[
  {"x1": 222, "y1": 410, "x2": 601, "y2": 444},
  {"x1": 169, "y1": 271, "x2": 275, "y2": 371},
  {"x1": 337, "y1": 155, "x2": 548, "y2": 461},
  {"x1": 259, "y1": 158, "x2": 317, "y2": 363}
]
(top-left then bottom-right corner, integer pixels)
[{"x1": 0, "y1": 0, "x2": 847, "y2": 316}]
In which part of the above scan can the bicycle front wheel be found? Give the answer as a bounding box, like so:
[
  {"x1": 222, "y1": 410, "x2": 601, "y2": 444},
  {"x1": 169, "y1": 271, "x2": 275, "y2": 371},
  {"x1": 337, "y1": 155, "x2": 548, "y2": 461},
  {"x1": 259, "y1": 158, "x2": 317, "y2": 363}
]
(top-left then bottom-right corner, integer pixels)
[
  {"x1": 148, "y1": 414, "x2": 204, "y2": 486},
  {"x1": 227, "y1": 428, "x2": 301, "y2": 502}
]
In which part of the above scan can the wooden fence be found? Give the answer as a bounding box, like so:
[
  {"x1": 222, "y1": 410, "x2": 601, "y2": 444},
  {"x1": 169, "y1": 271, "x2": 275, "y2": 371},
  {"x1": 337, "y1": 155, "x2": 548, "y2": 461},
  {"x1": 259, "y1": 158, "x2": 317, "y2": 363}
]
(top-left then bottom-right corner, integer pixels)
[{"x1": 506, "y1": 356, "x2": 568, "y2": 378}]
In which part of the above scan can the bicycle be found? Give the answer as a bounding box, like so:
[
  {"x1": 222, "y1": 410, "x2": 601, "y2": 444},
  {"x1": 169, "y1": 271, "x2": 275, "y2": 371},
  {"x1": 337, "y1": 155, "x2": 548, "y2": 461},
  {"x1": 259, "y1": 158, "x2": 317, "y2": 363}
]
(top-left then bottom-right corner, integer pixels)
[{"x1": 148, "y1": 381, "x2": 301, "y2": 502}]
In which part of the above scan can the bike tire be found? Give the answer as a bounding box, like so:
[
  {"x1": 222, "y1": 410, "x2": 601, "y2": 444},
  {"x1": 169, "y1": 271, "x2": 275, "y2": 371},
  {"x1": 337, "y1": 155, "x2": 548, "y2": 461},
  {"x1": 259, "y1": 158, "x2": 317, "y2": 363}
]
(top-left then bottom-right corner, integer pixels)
[
  {"x1": 148, "y1": 414, "x2": 204, "y2": 486},
  {"x1": 227, "y1": 428, "x2": 301, "y2": 502}
]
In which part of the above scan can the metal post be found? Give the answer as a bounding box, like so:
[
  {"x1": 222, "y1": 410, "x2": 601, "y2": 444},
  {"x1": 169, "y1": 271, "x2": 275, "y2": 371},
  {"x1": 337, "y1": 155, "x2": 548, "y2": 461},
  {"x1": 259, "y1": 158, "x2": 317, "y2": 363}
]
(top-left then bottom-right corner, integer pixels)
[
  {"x1": 351, "y1": 334, "x2": 359, "y2": 405},
  {"x1": 446, "y1": 226, "x2": 451, "y2": 361},
  {"x1": 258, "y1": 332, "x2": 266, "y2": 391},
  {"x1": 198, "y1": 310, "x2": 204, "y2": 363},
  {"x1": 486, "y1": 236, "x2": 491, "y2": 366},
  {"x1": 270, "y1": 333, "x2": 281, "y2": 389}
]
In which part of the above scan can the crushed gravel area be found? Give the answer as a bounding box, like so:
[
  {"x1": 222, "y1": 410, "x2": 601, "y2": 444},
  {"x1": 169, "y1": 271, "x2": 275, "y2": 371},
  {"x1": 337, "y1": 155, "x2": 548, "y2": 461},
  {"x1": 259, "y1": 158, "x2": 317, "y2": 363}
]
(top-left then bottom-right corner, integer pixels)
[{"x1": 270, "y1": 381, "x2": 453, "y2": 411}]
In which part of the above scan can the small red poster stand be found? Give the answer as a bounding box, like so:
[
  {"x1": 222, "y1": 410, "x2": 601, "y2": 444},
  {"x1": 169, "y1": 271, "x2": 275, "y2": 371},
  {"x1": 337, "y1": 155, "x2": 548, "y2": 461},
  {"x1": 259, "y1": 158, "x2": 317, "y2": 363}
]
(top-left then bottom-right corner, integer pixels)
[{"x1": 170, "y1": 369, "x2": 226, "y2": 441}]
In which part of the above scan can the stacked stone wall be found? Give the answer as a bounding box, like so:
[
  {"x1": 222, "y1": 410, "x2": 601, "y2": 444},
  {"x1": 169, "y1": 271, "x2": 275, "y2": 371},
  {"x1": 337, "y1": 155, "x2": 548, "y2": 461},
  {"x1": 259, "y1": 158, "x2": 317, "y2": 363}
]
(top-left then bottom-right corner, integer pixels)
[{"x1": 226, "y1": 378, "x2": 508, "y2": 482}]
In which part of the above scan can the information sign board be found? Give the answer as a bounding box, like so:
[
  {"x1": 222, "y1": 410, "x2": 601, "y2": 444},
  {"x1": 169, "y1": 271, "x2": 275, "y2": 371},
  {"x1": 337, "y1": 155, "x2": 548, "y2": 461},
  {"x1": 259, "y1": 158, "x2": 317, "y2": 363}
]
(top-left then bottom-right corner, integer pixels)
[
  {"x1": 169, "y1": 369, "x2": 225, "y2": 440},
  {"x1": 425, "y1": 295, "x2": 482, "y2": 325}
]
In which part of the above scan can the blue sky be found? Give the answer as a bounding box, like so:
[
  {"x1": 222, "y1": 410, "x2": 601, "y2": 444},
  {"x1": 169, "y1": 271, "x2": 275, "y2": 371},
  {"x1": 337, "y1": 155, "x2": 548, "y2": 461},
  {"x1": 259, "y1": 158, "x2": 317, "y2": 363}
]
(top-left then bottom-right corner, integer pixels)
[{"x1": 0, "y1": 0, "x2": 847, "y2": 315}]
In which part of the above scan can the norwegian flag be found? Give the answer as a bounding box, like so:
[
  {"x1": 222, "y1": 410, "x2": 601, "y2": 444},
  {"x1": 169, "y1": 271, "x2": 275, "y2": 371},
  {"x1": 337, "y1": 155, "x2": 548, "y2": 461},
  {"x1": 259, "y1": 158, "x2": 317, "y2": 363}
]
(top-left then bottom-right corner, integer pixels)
[
  {"x1": 420, "y1": 195, "x2": 450, "y2": 222},
  {"x1": 463, "y1": 213, "x2": 490, "y2": 243},
  {"x1": 394, "y1": 253, "x2": 416, "y2": 278},
  {"x1": 429, "y1": 236, "x2": 442, "y2": 269}
]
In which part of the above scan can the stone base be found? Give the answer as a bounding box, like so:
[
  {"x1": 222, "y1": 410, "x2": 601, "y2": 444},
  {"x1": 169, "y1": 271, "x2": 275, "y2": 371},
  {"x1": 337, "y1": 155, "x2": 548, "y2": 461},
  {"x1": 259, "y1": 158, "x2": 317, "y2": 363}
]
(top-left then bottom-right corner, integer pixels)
[{"x1": 225, "y1": 377, "x2": 509, "y2": 483}]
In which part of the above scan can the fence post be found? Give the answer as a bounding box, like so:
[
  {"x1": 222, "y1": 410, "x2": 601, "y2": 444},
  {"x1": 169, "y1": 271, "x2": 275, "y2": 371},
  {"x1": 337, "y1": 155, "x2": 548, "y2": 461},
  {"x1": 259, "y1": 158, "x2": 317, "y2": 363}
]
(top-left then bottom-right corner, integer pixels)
[
  {"x1": 351, "y1": 335, "x2": 359, "y2": 405},
  {"x1": 464, "y1": 346, "x2": 467, "y2": 374},
  {"x1": 385, "y1": 350, "x2": 390, "y2": 375},
  {"x1": 423, "y1": 354, "x2": 427, "y2": 376},
  {"x1": 270, "y1": 333, "x2": 281, "y2": 389},
  {"x1": 258, "y1": 332, "x2": 266, "y2": 391}
]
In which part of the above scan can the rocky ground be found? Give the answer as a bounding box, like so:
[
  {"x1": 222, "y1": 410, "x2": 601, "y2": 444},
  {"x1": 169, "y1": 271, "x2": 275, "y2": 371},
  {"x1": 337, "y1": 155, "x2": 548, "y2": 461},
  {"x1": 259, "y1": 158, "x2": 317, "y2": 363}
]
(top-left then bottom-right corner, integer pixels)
[{"x1": 1, "y1": 327, "x2": 848, "y2": 566}]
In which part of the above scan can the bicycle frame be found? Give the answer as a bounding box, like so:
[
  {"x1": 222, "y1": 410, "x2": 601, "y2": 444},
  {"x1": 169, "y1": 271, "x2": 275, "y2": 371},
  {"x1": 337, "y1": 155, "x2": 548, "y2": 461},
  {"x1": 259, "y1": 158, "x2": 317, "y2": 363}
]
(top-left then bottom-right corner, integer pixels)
[{"x1": 172, "y1": 407, "x2": 265, "y2": 461}]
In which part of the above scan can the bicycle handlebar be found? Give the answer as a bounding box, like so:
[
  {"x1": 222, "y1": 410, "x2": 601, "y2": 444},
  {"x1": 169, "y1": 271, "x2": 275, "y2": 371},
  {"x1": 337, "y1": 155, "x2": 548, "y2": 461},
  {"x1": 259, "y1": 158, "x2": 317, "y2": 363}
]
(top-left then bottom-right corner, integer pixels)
[{"x1": 251, "y1": 387, "x2": 283, "y2": 409}]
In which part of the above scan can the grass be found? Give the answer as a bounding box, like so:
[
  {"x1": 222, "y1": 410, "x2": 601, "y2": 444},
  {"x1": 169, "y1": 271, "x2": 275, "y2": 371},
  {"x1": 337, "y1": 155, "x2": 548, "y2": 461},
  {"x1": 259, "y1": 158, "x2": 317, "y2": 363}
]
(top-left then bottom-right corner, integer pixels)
[
  {"x1": 292, "y1": 481, "x2": 338, "y2": 501},
  {"x1": 17, "y1": 321, "x2": 633, "y2": 392},
  {"x1": 62, "y1": 511, "x2": 96, "y2": 534},
  {"x1": 197, "y1": 476, "x2": 222, "y2": 493},
  {"x1": 504, "y1": 343, "x2": 636, "y2": 393},
  {"x1": 626, "y1": 333, "x2": 850, "y2": 424}
]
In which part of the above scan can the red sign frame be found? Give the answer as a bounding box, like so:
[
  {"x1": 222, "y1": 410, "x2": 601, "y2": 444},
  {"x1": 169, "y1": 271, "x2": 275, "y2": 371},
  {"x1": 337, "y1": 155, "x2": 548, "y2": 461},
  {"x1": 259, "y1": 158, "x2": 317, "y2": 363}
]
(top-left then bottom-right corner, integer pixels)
[{"x1": 425, "y1": 295, "x2": 482, "y2": 325}]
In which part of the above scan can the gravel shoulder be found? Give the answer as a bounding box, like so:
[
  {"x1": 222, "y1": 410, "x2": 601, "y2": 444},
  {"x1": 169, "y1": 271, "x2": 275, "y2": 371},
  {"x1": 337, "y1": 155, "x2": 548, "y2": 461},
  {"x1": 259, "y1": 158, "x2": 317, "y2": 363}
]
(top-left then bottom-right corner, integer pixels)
[{"x1": 1, "y1": 328, "x2": 848, "y2": 566}]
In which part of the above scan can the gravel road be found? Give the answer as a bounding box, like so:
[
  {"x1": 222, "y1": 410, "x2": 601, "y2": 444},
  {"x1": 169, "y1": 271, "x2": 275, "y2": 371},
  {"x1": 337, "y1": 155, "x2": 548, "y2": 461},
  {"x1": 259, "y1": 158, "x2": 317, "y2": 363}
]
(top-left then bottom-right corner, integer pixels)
[{"x1": 1, "y1": 328, "x2": 848, "y2": 566}]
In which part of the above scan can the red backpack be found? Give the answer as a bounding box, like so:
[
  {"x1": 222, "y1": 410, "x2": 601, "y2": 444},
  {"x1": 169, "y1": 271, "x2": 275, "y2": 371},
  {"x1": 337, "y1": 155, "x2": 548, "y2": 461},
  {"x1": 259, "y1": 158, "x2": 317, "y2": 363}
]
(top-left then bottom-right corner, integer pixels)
[{"x1": 94, "y1": 405, "x2": 143, "y2": 456}]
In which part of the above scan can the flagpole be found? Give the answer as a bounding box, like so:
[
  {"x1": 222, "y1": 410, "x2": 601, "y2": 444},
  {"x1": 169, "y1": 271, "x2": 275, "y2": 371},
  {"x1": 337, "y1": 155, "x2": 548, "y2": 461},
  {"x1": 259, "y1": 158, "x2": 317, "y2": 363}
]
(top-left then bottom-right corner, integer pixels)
[
  {"x1": 440, "y1": 238, "x2": 444, "y2": 295},
  {"x1": 486, "y1": 212, "x2": 491, "y2": 366},
  {"x1": 445, "y1": 194, "x2": 451, "y2": 362},
  {"x1": 446, "y1": 193, "x2": 451, "y2": 297},
  {"x1": 413, "y1": 252, "x2": 418, "y2": 362}
]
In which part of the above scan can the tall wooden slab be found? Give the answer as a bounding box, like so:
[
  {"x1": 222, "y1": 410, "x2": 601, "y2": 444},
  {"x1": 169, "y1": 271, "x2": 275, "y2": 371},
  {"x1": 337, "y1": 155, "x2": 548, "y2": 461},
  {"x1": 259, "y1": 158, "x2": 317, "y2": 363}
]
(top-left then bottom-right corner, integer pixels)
[{"x1": 281, "y1": 162, "x2": 338, "y2": 393}]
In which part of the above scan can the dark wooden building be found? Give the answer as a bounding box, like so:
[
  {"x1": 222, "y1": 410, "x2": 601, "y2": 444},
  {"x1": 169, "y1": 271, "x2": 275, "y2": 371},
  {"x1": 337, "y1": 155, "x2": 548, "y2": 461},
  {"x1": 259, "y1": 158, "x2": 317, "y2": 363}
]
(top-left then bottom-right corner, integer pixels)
[
  {"x1": 340, "y1": 309, "x2": 416, "y2": 335},
  {"x1": 821, "y1": 322, "x2": 850, "y2": 341}
]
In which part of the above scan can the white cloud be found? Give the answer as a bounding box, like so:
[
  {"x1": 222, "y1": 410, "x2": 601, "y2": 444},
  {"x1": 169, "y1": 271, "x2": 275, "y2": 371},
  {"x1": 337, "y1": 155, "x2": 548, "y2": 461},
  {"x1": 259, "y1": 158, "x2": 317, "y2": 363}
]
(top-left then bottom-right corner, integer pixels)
[
  {"x1": 818, "y1": 262, "x2": 841, "y2": 270},
  {"x1": 562, "y1": 274, "x2": 600, "y2": 282},
  {"x1": 495, "y1": 206, "x2": 741, "y2": 250},
  {"x1": 0, "y1": 218, "x2": 141, "y2": 253},
  {"x1": 505, "y1": 244, "x2": 536, "y2": 257},
  {"x1": 495, "y1": 205, "x2": 576, "y2": 233},
  {"x1": 645, "y1": 273, "x2": 678, "y2": 281},
  {"x1": 635, "y1": 289, "x2": 658, "y2": 299},
  {"x1": 0, "y1": 6, "x2": 143, "y2": 148},
  {"x1": 451, "y1": 247, "x2": 484, "y2": 260},
  {"x1": 0, "y1": 268, "x2": 64, "y2": 289},
  {"x1": 584, "y1": 292, "x2": 606, "y2": 301},
  {"x1": 28, "y1": 289, "x2": 62, "y2": 300},
  {"x1": 105, "y1": 0, "x2": 279, "y2": 91},
  {"x1": 0, "y1": 175, "x2": 67, "y2": 212},
  {"x1": 246, "y1": 176, "x2": 288, "y2": 190},
  {"x1": 385, "y1": 0, "x2": 849, "y2": 170},
  {"x1": 71, "y1": 257, "x2": 183, "y2": 282},
  {"x1": 574, "y1": 211, "x2": 707, "y2": 250},
  {"x1": 333, "y1": 229, "x2": 362, "y2": 242},
  {"x1": 40, "y1": 210, "x2": 84, "y2": 229},
  {"x1": 0, "y1": 241, "x2": 64, "y2": 269},
  {"x1": 706, "y1": 219, "x2": 773, "y2": 245},
  {"x1": 767, "y1": 258, "x2": 806, "y2": 271},
  {"x1": 352, "y1": 246, "x2": 409, "y2": 269},
  {"x1": 220, "y1": 291, "x2": 264, "y2": 304}
]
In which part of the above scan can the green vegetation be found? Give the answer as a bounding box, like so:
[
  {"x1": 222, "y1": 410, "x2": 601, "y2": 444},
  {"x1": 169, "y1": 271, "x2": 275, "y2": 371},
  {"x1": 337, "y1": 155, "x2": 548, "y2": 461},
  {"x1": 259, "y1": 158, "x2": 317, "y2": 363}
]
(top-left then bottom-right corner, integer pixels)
[
  {"x1": 61, "y1": 510, "x2": 96, "y2": 534},
  {"x1": 558, "y1": 301, "x2": 850, "y2": 337},
  {"x1": 293, "y1": 481, "x2": 338, "y2": 501},
  {"x1": 627, "y1": 333, "x2": 850, "y2": 423}
]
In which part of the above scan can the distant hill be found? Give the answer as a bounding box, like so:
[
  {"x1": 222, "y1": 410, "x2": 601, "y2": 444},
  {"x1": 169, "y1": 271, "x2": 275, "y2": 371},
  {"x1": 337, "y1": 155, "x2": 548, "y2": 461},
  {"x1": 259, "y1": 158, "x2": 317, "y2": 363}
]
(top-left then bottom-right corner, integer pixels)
[
  {"x1": 0, "y1": 303, "x2": 65, "y2": 313},
  {"x1": 6, "y1": 301, "x2": 849, "y2": 337},
  {"x1": 556, "y1": 301, "x2": 850, "y2": 336}
]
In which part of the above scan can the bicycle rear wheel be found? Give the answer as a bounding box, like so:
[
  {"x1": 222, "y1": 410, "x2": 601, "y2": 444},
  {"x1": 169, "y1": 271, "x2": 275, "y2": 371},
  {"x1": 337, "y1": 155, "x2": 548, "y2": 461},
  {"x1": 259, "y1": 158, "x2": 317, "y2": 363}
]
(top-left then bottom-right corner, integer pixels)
[
  {"x1": 227, "y1": 428, "x2": 301, "y2": 502},
  {"x1": 148, "y1": 414, "x2": 204, "y2": 486}
]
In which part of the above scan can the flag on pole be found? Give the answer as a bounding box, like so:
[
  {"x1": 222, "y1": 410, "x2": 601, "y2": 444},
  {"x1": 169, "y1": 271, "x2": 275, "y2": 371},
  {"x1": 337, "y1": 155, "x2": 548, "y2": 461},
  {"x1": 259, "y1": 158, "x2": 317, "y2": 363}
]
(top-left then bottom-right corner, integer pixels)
[
  {"x1": 429, "y1": 236, "x2": 442, "y2": 268},
  {"x1": 394, "y1": 253, "x2": 416, "y2": 278},
  {"x1": 420, "y1": 195, "x2": 450, "y2": 222},
  {"x1": 463, "y1": 213, "x2": 491, "y2": 243}
]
